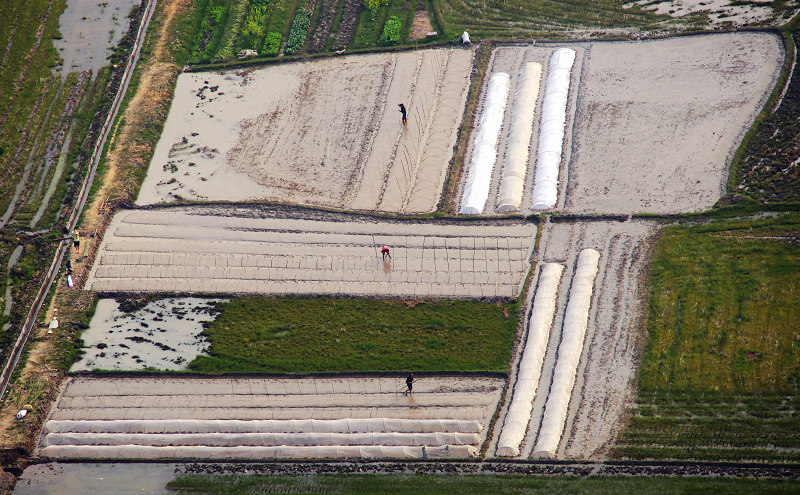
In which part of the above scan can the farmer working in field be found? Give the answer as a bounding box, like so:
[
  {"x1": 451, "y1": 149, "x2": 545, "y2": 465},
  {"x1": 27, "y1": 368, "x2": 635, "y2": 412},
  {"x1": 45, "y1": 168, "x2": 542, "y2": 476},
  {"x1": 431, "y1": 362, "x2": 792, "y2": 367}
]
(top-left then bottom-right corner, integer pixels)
[
  {"x1": 398, "y1": 103, "x2": 407, "y2": 124},
  {"x1": 404, "y1": 373, "x2": 414, "y2": 395}
]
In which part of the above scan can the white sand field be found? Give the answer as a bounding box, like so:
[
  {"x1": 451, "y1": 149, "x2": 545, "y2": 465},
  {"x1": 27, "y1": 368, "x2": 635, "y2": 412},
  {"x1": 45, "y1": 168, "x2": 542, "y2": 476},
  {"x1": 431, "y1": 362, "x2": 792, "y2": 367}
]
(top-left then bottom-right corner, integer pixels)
[
  {"x1": 566, "y1": 32, "x2": 783, "y2": 214},
  {"x1": 137, "y1": 49, "x2": 472, "y2": 213}
]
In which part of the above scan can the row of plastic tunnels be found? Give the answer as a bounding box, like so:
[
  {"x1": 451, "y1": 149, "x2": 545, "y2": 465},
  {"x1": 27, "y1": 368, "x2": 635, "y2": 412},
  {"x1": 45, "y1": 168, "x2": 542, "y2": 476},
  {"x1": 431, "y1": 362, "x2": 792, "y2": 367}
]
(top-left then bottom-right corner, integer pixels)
[{"x1": 461, "y1": 48, "x2": 576, "y2": 214}]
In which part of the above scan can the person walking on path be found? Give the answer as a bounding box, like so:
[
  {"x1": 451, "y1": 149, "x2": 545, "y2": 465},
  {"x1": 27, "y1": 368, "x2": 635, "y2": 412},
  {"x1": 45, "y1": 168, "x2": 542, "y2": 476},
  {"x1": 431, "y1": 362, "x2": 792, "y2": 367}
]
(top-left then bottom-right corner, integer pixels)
[
  {"x1": 404, "y1": 373, "x2": 414, "y2": 395},
  {"x1": 398, "y1": 103, "x2": 407, "y2": 125},
  {"x1": 381, "y1": 245, "x2": 391, "y2": 260}
]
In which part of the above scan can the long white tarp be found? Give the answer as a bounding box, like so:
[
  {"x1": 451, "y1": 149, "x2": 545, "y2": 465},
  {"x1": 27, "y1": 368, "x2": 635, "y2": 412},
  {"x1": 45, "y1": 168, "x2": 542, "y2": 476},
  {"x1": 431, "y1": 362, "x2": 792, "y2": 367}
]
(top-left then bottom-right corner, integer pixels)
[
  {"x1": 497, "y1": 263, "x2": 564, "y2": 456},
  {"x1": 531, "y1": 48, "x2": 576, "y2": 210},
  {"x1": 533, "y1": 249, "x2": 599, "y2": 458},
  {"x1": 460, "y1": 72, "x2": 510, "y2": 214},
  {"x1": 497, "y1": 63, "x2": 542, "y2": 213}
]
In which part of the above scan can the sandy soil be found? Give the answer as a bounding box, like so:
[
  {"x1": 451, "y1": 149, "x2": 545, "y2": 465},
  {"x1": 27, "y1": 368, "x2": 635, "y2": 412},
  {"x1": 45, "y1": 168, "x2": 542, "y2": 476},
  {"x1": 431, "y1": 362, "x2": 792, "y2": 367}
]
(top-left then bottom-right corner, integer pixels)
[
  {"x1": 55, "y1": 0, "x2": 139, "y2": 76},
  {"x1": 625, "y1": 0, "x2": 797, "y2": 26},
  {"x1": 71, "y1": 298, "x2": 224, "y2": 372},
  {"x1": 460, "y1": 33, "x2": 782, "y2": 215},
  {"x1": 37, "y1": 376, "x2": 504, "y2": 460},
  {"x1": 137, "y1": 49, "x2": 472, "y2": 213},
  {"x1": 566, "y1": 33, "x2": 783, "y2": 214},
  {"x1": 85, "y1": 207, "x2": 535, "y2": 298},
  {"x1": 506, "y1": 219, "x2": 657, "y2": 460}
]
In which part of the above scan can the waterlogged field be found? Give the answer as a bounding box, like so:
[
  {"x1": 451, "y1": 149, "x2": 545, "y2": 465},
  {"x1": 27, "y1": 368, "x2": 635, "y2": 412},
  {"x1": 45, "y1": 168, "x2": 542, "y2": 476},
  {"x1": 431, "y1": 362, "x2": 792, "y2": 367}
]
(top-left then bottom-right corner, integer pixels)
[{"x1": 614, "y1": 212, "x2": 800, "y2": 461}]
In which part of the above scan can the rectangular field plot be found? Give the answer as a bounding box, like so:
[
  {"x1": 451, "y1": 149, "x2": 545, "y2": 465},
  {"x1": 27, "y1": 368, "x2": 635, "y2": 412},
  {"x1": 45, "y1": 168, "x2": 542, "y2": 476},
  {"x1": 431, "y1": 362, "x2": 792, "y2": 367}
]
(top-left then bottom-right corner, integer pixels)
[
  {"x1": 86, "y1": 208, "x2": 535, "y2": 298},
  {"x1": 566, "y1": 32, "x2": 782, "y2": 214},
  {"x1": 462, "y1": 33, "x2": 782, "y2": 216},
  {"x1": 38, "y1": 376, "x2": 504, "y2": 460},
  {"x1": 136, "y1": 49, "x2": 472, "y2": 214},
  {"x1": 504, "y1": 220, "x2": 658, "y2": 459}
]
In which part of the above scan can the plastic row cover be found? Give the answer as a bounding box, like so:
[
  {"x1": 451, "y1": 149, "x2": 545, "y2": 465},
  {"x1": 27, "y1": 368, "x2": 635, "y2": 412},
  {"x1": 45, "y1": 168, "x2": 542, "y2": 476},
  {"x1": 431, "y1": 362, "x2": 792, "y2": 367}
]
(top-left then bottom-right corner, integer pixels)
[
  {"x1": 460, "y1": 72, "x2": 511, "y2": 214},
  {"x1": 496, "y1": 63, "x2": 543, "y2": 213},
  {"x1": 42, "y1": 431, "x2": 481, "y2": 448},
  {"x1": 497, "y1": 263, "x2": 564, "y2": 456},
  {"x1": 44, "y1": 418, "x2": 483, "y2": 435},
  {"x1": 40, "y1": 444, "x2": 478, "y2": 460},
  {"x1": 531, "y1": 48, "x2": 576, "y2": 210},
  {"x1": 534, "y1": 249, "x2": 599, "y2": 458}
]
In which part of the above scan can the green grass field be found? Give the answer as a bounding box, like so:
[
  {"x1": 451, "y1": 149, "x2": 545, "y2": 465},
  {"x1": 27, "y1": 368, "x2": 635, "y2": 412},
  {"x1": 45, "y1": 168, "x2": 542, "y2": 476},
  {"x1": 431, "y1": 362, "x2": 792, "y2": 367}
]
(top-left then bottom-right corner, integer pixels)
[
  {"x1": 614, "y1": 211, "x2": 800, "y2": 461},
  {"x1": 165, "y1": 473, "x2": 800, "y2": 494},
  {"x1": 187, "y1": 296, "x2": 519, "y2": 373}
]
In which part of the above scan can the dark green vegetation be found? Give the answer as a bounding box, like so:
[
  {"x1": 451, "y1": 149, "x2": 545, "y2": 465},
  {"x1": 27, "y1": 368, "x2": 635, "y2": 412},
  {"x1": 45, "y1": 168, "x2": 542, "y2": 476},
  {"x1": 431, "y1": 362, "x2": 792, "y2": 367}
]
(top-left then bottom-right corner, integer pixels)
[
  {"x1": 0, "y1": 0, "x2": 125, "y2": 368},
  {"x1": 183, "y1": 0, "x2": 798, "y2": 65},
  {"x1": 166, "y1": 473, "x2": 800, "y2": 495},
  {"x1": 188, "y1": 297, "x2": 519, "y2": 373},
  {"x1": 614, "y1": 212, "x2": 800, "y2": 462},
  {"x1": 735, "y1": 28, "x2": 800, "y2": 202}
]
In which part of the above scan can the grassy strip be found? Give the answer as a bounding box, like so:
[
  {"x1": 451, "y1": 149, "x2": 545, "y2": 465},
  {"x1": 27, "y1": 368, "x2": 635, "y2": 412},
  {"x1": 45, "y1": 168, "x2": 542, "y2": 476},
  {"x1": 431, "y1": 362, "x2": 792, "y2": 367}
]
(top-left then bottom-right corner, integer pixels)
[
  {"x1": 188, "y1": 296, "x2": 519, "y2": 373},
  {"x1": 614, "y1": 212, "x2": 800, "y2": 461},
  {"x1": 166, "y1": 474, "x2": 800, "y2": 494},
  {"x1": 213, "y1": 0, "x2": 250, "y2": 61}
]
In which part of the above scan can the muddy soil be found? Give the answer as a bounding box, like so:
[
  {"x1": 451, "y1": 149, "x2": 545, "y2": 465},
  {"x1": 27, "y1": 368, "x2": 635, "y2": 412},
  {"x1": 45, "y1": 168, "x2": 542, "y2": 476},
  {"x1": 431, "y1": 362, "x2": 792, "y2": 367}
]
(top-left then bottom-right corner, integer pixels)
[
  {"x1": 71, "y1": 297, "x2": 223, "y2": 372},
  {"x1": 55, "y1": 0, "x2": 139, "y2": 76}
]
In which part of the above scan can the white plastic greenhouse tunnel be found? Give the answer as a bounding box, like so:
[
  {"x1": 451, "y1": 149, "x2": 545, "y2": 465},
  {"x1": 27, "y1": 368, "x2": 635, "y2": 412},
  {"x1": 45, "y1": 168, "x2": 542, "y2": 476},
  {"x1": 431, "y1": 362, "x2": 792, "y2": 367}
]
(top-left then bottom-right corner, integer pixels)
[
  {"x1": 531, "y1": 48, "x2": 576, "y2": 210},
  {"x1": 533, "y1": 248, "x2": 599, "y2": 458},
  {"x1": 497, "y1": 263, "x2": 564, "y2": 456},
  {"x1": 496, "y1": 62, "x2": 542, "y2": 213},
  {"x1": 460, "y1": 72, "x2": 511, "y2": 214}
]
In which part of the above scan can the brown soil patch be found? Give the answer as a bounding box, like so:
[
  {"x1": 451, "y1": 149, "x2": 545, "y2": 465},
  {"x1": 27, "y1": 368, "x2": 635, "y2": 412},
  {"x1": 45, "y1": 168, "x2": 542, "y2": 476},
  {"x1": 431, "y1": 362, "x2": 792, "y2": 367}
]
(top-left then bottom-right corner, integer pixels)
[{"x1": 409, "y1": 11, "x2": 434, "y2": 41}]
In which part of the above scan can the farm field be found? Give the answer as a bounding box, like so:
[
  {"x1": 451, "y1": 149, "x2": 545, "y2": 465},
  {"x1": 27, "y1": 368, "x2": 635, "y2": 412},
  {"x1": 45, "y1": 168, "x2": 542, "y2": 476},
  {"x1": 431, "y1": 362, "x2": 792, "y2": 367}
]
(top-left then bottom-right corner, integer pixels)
[
  {"x1": 183, "y1": 0, "x2": 798, "y2": 66},
  {"x1": 72, "y1": 295, "x2": 519, "y2": 374},
  {"x1": 613, "y1": 212, "x2": 800, "y2": 462},
  {"x1": 564, "y1": 33, "x2": 783, "y2": 214},
  {"x1": 137, "y1": 49, "x2": 472, "y2": 213},
  {"x1": 86, "y1": 207, "x2": 535, "y2": 297},
  {"x1": 464, "y1": 33, "x2": 783, "y2": 216},
  {"x1": 37, "y1": 375, "x2": 504, "y2": 460},
  {"x1": 163, "y1": 473, "x2": 800, "y2": 494},
  {"x1": 489, "y1": 220, "x2": 658, "y2": 460},
  {"x1": 3, "y1": 0, "x2": 800, "y2": 488},
  {"x1": 0, "y1": 0, "x2": 138, "y2": 398}
]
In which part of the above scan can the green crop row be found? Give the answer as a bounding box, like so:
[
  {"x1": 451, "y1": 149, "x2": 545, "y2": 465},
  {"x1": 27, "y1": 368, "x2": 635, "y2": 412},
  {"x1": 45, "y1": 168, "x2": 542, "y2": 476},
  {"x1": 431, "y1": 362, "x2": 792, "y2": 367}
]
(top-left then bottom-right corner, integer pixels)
[
  {"x1": 379, "y1": 15, "x2": 401, "y2": 44},
  {"x1": 212, "y1": 0, "x2": 250, "y2": 61},
  {"x1": 262, "y1": 31, "x2": 282, "y2": 55},
  {"x1": 285, "y1": 10, "x2": 312, "y2": 55},
  {"x1": 189, "y1": 0, "x2": 231, "y2": 64}
]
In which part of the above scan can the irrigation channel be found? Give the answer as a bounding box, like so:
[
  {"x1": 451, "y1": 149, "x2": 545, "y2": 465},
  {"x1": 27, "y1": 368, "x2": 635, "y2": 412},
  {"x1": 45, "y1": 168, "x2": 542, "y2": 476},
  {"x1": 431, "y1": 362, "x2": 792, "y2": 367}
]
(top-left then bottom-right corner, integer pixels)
[{"x1": 0, "y1": 0, "x2": 159, "y2": 400}]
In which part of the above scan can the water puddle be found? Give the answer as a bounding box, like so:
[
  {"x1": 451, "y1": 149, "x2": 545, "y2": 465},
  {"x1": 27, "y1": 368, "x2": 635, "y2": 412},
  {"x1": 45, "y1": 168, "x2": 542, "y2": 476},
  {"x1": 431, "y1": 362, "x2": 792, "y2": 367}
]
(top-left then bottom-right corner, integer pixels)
[
  {"x1": 71, "y1": 297, "x2": 224, "y2": 372},
  {"x1": 13, "y1": 463, "x2": 177, "y2": 495},
  {"x1": 55, "y1": 0, "x2": 139, "y2": 76}
]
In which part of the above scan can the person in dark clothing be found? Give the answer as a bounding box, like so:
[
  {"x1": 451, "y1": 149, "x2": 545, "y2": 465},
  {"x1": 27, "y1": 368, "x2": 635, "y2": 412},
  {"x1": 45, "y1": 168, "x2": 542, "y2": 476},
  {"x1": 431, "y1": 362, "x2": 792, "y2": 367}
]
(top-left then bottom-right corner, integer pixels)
[
  {"x1": 398, "y1": 103, "x2": 407, "y2": 124},
  {"x1": 405, "y1": 373, "x2": 414, "y2": 394}
]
